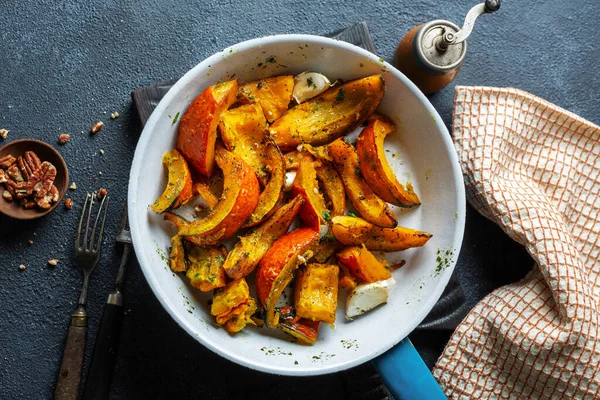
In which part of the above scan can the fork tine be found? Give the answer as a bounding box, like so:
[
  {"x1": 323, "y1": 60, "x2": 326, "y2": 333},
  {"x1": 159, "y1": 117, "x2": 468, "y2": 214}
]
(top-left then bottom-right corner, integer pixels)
[
  {"x1": 93, "y1": 196, "x2": 110, "y2": 253},
  {"x1": 90, "y1": 195, "x2": 108, "y2": 252},
  {"x1": 83, "y1": 193, "x2": 95, "y2": 250},
  {"x1": 76, "y1": 193, "x2": 91, "y2": 249}
]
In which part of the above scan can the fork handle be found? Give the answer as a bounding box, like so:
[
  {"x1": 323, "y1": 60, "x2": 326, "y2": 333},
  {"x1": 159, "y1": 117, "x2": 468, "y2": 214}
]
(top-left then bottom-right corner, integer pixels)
[
  {"x1": 82, "y1": 300, "x2": 124, "y2": 400},
  {"x1": 54, "y1": 312, "x2": 87, "y2": 400}
]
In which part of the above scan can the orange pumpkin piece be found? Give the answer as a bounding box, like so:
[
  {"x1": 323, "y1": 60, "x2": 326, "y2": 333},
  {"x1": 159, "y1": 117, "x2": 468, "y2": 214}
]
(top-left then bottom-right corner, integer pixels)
[
  {"x1": 269, "y1": 75, "x2": 385, "y2": 151},
  {"x1": 178, "y1": 80, "x2": 238, "y2": 177},
  {"x1": 336, "y1": 245, "x2": 391, "y2": 283},
  {"x1": 224, "y1": 195, "x2": 304, "y2": 280},
  {"x1": 338, "y1": 264, "x2": 358, "y2": 292},
  {"x1": 193, "y1": 180, "x2": 219, "y2": 208},
  {"x1": 176, "y1": 146, "x2": 260, "y2": 244},
  {"x1": 294, "y1": 264, "x2": 339, "y2": 324},
  {"x1": 256, "y1": 227, "x2": 319, "y2": 327},
  {"x1": 218, "y1": 103, "x2": 269, "y2": 185},
  {"x1": 185, "y1": 245, "x2": 228, "y2": 292},
  {"x1": 211, "y1": 278, "x2": 257, "y2": 333},
  {"x1": 330, "y1": 215, "x2": 432, "y2": 252},
  {"x1": 236, "y1": 75, "x2": 294, "y2": 122},
  {"x1": 243, "y1": 137, "x2": 286, "y2": 227},
  {"x1": 151, "y1": 149, "x2": 193, "y2": 213},
  {"x1": 279, "y1": 306, "x2": 321, "y2": 345},
  {"x1": 168, "y1": 235, "x2": 187, "y2": 272},
  {"x1": 292, "y1": 157, "x2": 329, "y2": 230},
  {"x1": 327, "y1": 137, "x2": 397, "y2": 228},
  {"x1": 315, "y1": 162, "x2": 345, "y2": 217},
  {"x1": 356, "y1": 116, "x2": 420, "y2": 207}
]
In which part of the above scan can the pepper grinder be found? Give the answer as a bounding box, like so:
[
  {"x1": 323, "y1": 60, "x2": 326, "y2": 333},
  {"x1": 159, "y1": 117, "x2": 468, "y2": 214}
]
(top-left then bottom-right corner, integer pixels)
[{"x1": 393, "y1": 0, "x2": 501, "y2": 94}]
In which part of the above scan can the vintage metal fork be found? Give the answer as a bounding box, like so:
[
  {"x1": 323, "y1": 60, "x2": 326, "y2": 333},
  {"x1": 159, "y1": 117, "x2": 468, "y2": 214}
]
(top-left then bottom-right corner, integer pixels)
[{"x1": 54, "y1": 193, "x2": 109, "y2": 400}]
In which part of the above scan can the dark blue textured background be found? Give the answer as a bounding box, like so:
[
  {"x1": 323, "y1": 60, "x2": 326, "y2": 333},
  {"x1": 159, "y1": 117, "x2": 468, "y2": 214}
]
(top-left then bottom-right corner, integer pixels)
[{"x1": 0, "y1": 1, "x2": 597, "y2": 399}]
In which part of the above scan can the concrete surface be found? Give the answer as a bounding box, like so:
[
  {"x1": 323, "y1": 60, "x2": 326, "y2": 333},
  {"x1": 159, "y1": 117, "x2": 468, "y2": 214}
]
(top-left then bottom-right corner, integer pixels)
[{"x1": 0, "y1": 1, "x2": 597, "y2": 399}]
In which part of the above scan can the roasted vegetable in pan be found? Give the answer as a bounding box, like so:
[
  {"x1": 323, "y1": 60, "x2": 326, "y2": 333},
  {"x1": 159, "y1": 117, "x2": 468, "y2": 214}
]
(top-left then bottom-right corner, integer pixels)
[
  {"x1": 356, "y1": 116, "x2": 420, "y2": 207},
  {"x1": 153, "y1": 71, "x2": 435, "y2": 342},
  {"x1": 328, "y1": 138, "x2": 396, "y2": 228},
  {"x1": 294, "y1": 263, "x2": 339, "y2": 324},
  {"x1": 223, "y1": 195, "x2": 304, "y2": 280},
  {"x1": 178, "y1": 80, "x2": 238, "y2": 177},
  {"x1": 151, "y1": 149, "x2": 193, "y2": 213},
  {"x1": 256, "y1": 227, "x2": 319, "y2": 327},
  {"x1": 269, "y1": 75, "x2": 385, "y2": 151},
  {"x1": 331, "y1": 215, "x2": 432, "y2": 252}
]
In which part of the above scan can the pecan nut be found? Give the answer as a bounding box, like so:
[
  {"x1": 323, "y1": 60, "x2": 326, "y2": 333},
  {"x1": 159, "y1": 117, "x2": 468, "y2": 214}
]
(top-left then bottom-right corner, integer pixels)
[
  {"x1": 36, "y1": 185, "x2": 59, "y2": 209},
  {"x1": 27, "y1": 161, "x2": 56, "y2": 198},
  {"x1": 4, "y1": 178, "x2": 17, "y2": 197},
  {"x1": 2, "y1": 190, "x2": 12, "y2": 202},
  {"x1": 0, "y1": 169, "x2": 7, "y2": 183},
  {"x1": 22, "y1": 199, "x2": 37, "y2": 209},
  {"x1": 17, "y1": 156, "x2": 31, "y2": 181},
  {"x1": 0, "y1": 154, "x2": 16, "y2": 169},
  {"x1": 7, "y1": 164, "x2": 23, "y2": 182},
  {"x1": 24, "y1": 151, "x2": 41, "y2": 173}
]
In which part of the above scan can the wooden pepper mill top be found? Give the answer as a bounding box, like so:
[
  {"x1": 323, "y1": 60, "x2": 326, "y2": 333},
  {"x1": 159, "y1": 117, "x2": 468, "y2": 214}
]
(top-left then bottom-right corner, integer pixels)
[{"x1": 393, "y1": 0, "x2": 501, "y2": 95}]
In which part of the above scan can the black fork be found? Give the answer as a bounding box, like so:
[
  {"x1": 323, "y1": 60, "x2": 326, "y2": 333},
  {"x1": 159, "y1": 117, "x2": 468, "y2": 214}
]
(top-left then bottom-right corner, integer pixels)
[{"x1": 54, "y1": 193, "x2": 109, "y2": 400}]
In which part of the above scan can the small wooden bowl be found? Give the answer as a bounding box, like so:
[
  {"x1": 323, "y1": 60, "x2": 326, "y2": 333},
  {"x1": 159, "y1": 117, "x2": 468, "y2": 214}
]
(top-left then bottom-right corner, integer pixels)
[{"x1": 0, "y1": 139, "x2": 69, "y2": 220}]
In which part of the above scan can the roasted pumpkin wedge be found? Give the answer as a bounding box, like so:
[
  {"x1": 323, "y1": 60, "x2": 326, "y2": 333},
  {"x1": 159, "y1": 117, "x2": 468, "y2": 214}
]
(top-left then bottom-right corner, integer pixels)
[
  {"x1": 256, "y1": 227, "x2": 319, "y2": 327},
  {"x1": 328, "y1": 138, "x2": 397, "y2": 228},
  {"x1": 178, "y1": 80, "x2": 238, "y2": 177},
  {"x1": 211, "y1": 278, "x2": 256, "y2": 333},
  {"x1": 151, "y1": 149, "x2": 193, "y2": 213},
  {"x1": 294, "y1": 264, "x2": 339, "y2": 324},
  {"x1": 309, "y1": 234, "x2": 343, "y2": 264},
  {"x1": 243, "y1": 137, "x2": 286, "y2": 227},
  {"x1": 223, "y1": 195, "x2": 304, "y2": 280},
  {"x1": 218, "y1": 103, "x2": 269, "y2": 185},
  {"x1": 336, "y1": 245, "x2": 391, "y2": 283},
  {"x1": 237, "y1": 75, "x2": 294, "y2": 122},
  {"x1": 269, "y1": 75, "x2": 385, "y2": 151},
  {"x1": 193, "y1": 180, "x2": 219, "y2": 208},
  {"x1": 175, "y1": 146, "x2": 260, "y2": 244},
  {"x1": 284, "y1": 150, "x2": 306, "y2": 170},
  {"x1": 168, "y1": 235, "x2": 187, "y2": 272},
  {"x1": 292, "y1": 157, "x2": 329, "y2": 230},
  {"x1": 338, "y1": 264, "x2": 358, "y2": 292},
  {"x1": 331, "y1": 215, "x2": 432, "y2": 252},
  {"x1": 315, "y1": 162, "x2": 345, "y2": 217},
  {"x1": 356, "y1": 116, "x2": 420, "y2": 207},
  {"x1": 185, "y1": 244, "x2": 228, "y2": 292},
  {"x1": 279, "y1": 306, "x2": 321, "y2": 345},
  {"x1": 223, "y1": 298, "x2": 258, "y2": 333}
]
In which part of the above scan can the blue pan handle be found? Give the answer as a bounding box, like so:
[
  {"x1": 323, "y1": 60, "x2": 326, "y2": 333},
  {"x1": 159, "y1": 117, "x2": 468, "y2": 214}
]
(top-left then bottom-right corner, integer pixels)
[{"x1": 371, "y1": 338, "x2": 447, "y2": 400}]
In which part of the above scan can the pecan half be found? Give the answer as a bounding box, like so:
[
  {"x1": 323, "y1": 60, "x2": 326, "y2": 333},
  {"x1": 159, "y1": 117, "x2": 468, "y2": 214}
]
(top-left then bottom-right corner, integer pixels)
[
  {"x1": 0, "y1": 169, "x2": 7, "y2": 183},
  {"x1": 64, "y1": 198, "x2": 73, "y2": 209},
  {"x1": 24, "y1": 151, "x2": 41, "y2": 172},
  {"x1": 13, "y1": 182, "x2": 28, "y2": 199},
  {"x1": 36, "y1": 193, "x2": 53, "y2": 209},
  {"x1": 17, "y1": 156, "x2": 31, "y2": 181},
  {"x1": 2, "y1": 190, "x2": 12, "y2": 202},
  {"x1": 7, "y1": 165, "x2": 23, "y2": 182},
  {"x1": 58, "y1": 133, "x2": 70, "y2": 145},
  {"x1": 0, "y1": 154, "x2": 16, "y2": 169},
  {"x1": 27, "y1": 161, "x2": 56, "y2": 198},
  {"x1": 4, "y1": 179, "x2": 17, "y2": 197},
  {"x1": 23, "y1": 199, "x2": 37, "y2": 209},
  {"x1": 90, "y1": 121, "x2": 104, "y2": 134},
  {"x1": 49, "y1": 185, "x2": 59, "y2": 202}
]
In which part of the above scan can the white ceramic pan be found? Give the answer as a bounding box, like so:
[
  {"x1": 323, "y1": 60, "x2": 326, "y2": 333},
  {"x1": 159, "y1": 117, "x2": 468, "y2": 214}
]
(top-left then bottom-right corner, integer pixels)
[{"x1": 128, "y1": 35, "x2": 465, "y2": 385}]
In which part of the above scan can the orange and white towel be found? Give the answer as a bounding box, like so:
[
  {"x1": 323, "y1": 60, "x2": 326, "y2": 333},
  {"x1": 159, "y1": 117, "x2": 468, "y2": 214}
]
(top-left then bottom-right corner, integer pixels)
[{"x1": 433, "y1": 86, "x2": 600, "y2": 399}]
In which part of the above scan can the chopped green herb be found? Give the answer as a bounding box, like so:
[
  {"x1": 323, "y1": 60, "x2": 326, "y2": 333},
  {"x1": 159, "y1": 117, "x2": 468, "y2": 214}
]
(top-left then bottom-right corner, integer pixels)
[
  {"x1": 267, "y1": 56, "x2": 276, "y2": 63},
  {"x1": 347, "y1": 212, "x2": 357, "y2": 218},
  {"x1": 215, "y1": 255, "x2": 225, "y2": 264},
  {"x1": 336, "y1": 88, "x2": 345, "y2": 102},
  {"x1": 307, "y1": 77, "x2": 315, "y2": 88},
  {"x1": 343, "y1": 137, "x2": 351, "y2": 144},
  {"x1": 261, "y1": 165, "x2": 268, "y2": 173},
  {"x1": 172, "y1": 111, "x2": 180, "y2": 124},
  {"x1": 321, "y1": 210, "x2": 331, "y2": 223},
  {"x1": 323, "y1": 233, "x2": 335, "y2": 241},
  {"x1": 312, "y1": 104, "x2": 320, "y2": 111},
  {"x1": 257, "y1": 81, "x2": 263, "y2": 89}
]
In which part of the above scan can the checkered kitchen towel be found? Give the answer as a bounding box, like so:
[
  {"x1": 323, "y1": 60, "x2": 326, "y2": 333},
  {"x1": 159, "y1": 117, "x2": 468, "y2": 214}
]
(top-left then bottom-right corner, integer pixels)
[{"x1": 433, "y1": 86, "x2": 600, "y2": 399}]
